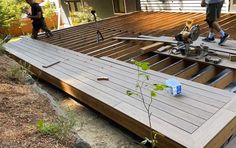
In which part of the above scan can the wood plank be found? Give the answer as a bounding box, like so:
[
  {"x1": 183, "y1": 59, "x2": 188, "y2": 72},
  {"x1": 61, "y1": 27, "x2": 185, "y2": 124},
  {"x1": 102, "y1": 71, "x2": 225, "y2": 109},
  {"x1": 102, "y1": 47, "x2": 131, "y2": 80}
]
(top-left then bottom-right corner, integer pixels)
[
  {"x1": 160, "y1": 59, "x2": 185, "y2": 75},
  {"x1": 141, "y1": 54, "x2": 162, "y2": 65},
  {"x1": 9, "y1": 40, "x2": 211, "y2": 125},
  {"x1": 209, "y1": 69, "x2": 234, "y2": 89},
  {"x1": 129, "y1": 52, "x2": 157, "y2": 62},
  {"x1": 151, "y1": 57, "x2": 173, "y2": 71},
  {"x1": 5, "y1": 41, "x2": 202, "y2": 134},
  {"x1": 192, "y1": 109, "x2": 235, "y2": 148},
  {"x1": 5, "y1": 38, "x2": 236, "y2": 148},
  {"x1": 175, "y1": 63, "x2": 200, "y2": 79},
  {"x1": 14, "y1": 38, "x2": 231, "y2": 105},
  {"x1": 100, "y1": 56, "x2": 233, "y2": 100},
  {"x1": 191, "y1": 65, "x2": 216, "y2": 84},
  {"x1": 15, "y1": 39, "x2": 226, "y2": 111},
  {"x1": 140, "y1": 42, "x2": 164, "y2": 54},
  {"x1": 21, "y1": 37, "x2": 233, "y2": 103},
  {"x1": 137, "y1": 35, "x2": 236, "y2": 54}
]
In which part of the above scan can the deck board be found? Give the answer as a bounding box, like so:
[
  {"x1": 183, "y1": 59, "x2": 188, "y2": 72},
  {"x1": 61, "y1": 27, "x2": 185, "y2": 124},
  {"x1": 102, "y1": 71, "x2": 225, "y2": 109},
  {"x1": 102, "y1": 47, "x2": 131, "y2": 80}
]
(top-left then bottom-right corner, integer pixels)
[{"x1": 4, "y1": 38, "x2": 236, "y2": 147}]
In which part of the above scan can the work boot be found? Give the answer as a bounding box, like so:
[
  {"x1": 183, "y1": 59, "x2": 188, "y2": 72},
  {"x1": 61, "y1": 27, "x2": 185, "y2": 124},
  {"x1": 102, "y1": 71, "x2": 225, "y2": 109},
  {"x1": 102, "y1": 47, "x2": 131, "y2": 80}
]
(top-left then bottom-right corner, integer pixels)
[
  {"x1": 45, "y1": 31, "x2": 53, "y2": 38},
  {"x1": 202, "y1": 36, "x2": 215, "y2": 42},
  {"x1": 218, "y1": 33, "x2": 230, "y2": 46}
]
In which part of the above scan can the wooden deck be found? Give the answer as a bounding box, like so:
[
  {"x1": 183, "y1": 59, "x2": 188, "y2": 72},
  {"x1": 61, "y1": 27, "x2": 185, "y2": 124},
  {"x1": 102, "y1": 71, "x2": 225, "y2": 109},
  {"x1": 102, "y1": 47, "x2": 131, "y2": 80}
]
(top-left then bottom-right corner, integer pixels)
[
  {"x1": 37, "y1": 12, "x2": 236, "y2": 91},
  {"x1": 4, "y1": 38, "x2": 236, "y2": 148}
]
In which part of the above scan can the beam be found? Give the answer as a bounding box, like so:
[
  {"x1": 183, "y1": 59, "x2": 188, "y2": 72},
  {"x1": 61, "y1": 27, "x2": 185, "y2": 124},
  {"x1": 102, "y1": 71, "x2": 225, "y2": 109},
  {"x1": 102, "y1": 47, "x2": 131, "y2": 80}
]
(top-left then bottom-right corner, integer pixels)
[
  {"x1": 160, "y1": 60, "x2": 185, "y2": 75},
  {"x1": 209, "y1": 69, "x2": 234, "y2": 89},
  {"x1": 191, "y1": 65, "x2": 216, "y2": 84},
  {"x1": 150, "y1": 57, "x2": 173, "y2": 71},
  {"x1": 175, "y1": 63, "x2": 200, "y2": 79}
]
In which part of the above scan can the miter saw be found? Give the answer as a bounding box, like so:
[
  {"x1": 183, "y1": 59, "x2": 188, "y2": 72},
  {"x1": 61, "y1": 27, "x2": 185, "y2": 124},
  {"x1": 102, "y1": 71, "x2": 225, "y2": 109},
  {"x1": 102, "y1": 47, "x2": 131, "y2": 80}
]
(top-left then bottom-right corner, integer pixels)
[{"x1": 172, "y1": 19, "x2": 208, "y2": 58}]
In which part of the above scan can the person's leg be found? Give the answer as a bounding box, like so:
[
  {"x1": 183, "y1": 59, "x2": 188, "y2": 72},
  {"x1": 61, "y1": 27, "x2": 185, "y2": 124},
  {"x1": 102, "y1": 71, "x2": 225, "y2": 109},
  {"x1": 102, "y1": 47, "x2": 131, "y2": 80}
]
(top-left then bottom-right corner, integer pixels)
[
  {"x1": 31, "y1": 22, "x2": 40, "y2": 39},
  {"x1": 203, "y1": 4, "x2": 215, "y2": 42},
  {"x1": 41, "y1": 20, "x2": 53, "y2": 37},
  {"x1": 214, "y1": 1, "x2": 230, "y2": 45}
]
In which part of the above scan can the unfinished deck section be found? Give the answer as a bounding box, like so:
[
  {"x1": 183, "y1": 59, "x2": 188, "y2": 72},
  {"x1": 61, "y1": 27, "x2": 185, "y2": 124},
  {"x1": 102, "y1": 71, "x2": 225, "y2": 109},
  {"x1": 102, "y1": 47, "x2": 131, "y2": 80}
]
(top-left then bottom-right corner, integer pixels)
[
  {"x1": 4, "y1": 38, "x2": 236, "y2": 148},
  {"x1": 37, "y1": 12, "x2": 236, "y2": 90}
]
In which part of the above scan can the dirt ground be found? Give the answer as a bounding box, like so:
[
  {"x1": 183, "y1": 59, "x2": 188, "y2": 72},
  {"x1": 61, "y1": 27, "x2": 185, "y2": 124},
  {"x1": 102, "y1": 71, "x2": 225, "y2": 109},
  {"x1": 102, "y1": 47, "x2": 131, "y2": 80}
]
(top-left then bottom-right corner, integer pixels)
[
  {"x1": 0, "y1": 55, "x2": 75, "y2": 147},
  {"x1": 0, "y1": 53, "x2": 142, "y2": 147}
]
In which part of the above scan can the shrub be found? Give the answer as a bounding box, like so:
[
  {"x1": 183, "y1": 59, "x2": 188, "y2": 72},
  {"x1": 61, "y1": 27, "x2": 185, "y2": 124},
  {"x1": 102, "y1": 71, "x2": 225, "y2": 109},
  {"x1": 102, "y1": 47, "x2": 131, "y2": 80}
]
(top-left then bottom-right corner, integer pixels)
[
  {"x1": 36, "y1": 111, "x2": 77, "y2": 140},
  {"x1": 127, "y1": 60, "x2": 168, "y2": 148}
]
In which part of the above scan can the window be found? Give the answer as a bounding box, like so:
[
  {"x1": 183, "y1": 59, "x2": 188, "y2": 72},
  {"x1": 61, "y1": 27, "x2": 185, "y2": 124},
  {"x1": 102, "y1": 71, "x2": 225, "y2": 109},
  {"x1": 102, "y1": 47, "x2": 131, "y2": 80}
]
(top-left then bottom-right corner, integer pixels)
[
  {"x1": 113, "y1": 0, "x2": 126, "y2": 13},
  {"x1": 65, "y1": 0, "x2": 83, "y2": 12}
]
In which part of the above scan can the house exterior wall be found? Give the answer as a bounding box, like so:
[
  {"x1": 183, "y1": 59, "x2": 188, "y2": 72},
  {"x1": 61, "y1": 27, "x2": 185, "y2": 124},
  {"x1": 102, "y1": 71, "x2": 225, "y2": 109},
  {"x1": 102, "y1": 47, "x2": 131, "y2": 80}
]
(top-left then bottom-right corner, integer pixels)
[
  {"x1": 126, "y1": 0, "x2": 138, "y2": 12},
  {"x1": 84, "y1": 0, "x2": 114, "y2": 18},
  {"x1": 140, "y1": 0, "x2": 229, "y2": 12}
]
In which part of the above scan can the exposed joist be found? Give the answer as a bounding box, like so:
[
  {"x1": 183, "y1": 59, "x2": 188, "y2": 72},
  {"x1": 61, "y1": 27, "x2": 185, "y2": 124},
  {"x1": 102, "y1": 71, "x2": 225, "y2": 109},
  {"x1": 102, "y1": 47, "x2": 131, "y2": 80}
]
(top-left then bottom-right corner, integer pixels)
[
  {"x1": 150, "y1": 57, "x2": 174, "y2": 71},
  {"x1": 175, "y1": 63, "x2": 200, "y2": 79},
  {"x1": 141, "y1": 54, "x2": 161, "y2": 65},
  {"x1": 191, "y1": 65, "x2": 216, "y2": 84},
  {"x1": 209, "y1": 69, "x2": 234, "y2": 89},
  {"x1": 160, "y1": 60, "x2": 185, "y2": 75}
]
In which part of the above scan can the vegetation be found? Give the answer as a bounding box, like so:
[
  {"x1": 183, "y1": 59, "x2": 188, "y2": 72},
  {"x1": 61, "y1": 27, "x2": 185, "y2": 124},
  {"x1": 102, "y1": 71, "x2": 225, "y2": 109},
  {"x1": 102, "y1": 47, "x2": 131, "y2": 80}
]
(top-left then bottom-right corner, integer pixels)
[
  {"x1": 0, "y1": 41, "x2": 6, "y2": 56},
  {"x1": 36, "y1": 111, "x2": 77, "y2": 140},
  {"x1": 70, "y1": 5, "x2": 96, "y2": 26},
  {"x1": 43, "y1": 1, "x2": 56, "y2": 29},
  {"x1": 127, "y1": 60, "x2": 168, "y2": 148},
  {"x1": 0, "y1": 0, "x2": 29, "y2": 33},
  {"x1": 6, "y1": 61, "x2": 31, "y2": 83}
]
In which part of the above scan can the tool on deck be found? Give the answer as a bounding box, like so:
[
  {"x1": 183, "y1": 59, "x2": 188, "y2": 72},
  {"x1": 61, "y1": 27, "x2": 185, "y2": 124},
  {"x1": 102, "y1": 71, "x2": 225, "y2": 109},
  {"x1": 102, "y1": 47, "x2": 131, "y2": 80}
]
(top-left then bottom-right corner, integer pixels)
[
  {"x1": 205, "y1": 55, "x2": 222, "y2": 64},
  {"x1": 42, "y1": 58, "x2": 69, "y2": 68},
  {"x1": 97, "y1": 76, "x2": 109, "y2": 81},
  {"x1": 91, "y1": 10, "x2": 104, "y2": 43},
  {"x1": 173, "y1": 19, "x2": 208, "y2": 58}
]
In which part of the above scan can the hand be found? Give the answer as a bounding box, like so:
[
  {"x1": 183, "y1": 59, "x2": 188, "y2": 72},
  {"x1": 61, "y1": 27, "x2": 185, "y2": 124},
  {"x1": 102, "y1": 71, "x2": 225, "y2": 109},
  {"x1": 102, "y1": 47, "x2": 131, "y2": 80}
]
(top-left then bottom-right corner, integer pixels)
[{"x1": 201, "y1": 0, "x2": 206, "y2": 7}]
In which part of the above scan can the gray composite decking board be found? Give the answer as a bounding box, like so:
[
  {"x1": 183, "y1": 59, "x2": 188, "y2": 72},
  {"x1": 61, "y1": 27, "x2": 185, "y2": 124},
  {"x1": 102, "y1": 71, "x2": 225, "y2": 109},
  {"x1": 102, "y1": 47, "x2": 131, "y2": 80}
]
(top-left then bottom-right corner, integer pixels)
[
  {"x1": 100, "y1": 56, "x2": 233, "y2": 99},
  {"x1": 6, "y1": 41, "x2": 201, "y2": 134},
  {"x1": 12, "y1": 41, "x2": 218, "y2": 118},
  {"x1": 6, "y1": 41, "x2": 206, "y2": 128},
  {"x1": 15, "y1": 38, "x2": 232, "y2": 104},
  {"x1": 5, "y1": 38, "x2": 236, "y2": 148},
  {"x1": 14, "y1": 39, "x2": 226, "y2": 111},
  {"x1": 7, "y1": 40, "x2": 225, "y2": 117},
  {"x1": 11, "y1": 41, "x2": 208, "y2": 126},
  {"x1": 115, "y1": 35, "x2": 236, "y2": 53},
  {"x1": 9, "y1": 38, "x2": 230, "y2": 107}
]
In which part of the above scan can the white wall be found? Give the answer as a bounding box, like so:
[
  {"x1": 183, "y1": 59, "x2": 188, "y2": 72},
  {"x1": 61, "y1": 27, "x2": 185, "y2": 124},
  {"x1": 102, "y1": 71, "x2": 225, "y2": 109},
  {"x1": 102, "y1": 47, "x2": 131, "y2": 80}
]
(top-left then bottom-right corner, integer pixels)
[{"x1": 140, "y1": 0, "x2": 229, "y2": 12}]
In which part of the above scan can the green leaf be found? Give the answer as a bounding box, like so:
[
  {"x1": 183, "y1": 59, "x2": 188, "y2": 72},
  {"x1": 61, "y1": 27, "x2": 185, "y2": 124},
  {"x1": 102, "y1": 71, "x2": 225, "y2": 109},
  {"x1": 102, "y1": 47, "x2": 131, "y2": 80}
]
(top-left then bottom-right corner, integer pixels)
[
  {"x1": 145, "y1": 74, "x2": 150, "y2": 80},
  {"x1": 151, "y1": 91, "x2": 156, "y2": 97},
  {"x1": 126, "y1": 90, "x2": 133, "y2": 96},
  {"x1": 154, "y1": 84, "x2": 169, "y2": 91},
  {"x1": 141, "y1": 62, "x2": 150, "y2": 71}
]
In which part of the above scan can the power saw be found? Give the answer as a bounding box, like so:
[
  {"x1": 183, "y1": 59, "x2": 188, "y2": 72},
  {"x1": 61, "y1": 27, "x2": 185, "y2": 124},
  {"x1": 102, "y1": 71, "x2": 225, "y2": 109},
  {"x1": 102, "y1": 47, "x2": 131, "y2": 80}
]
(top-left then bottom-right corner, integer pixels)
[{"x1": 173, "y1": 19, "x2": 208, "y2": 58}]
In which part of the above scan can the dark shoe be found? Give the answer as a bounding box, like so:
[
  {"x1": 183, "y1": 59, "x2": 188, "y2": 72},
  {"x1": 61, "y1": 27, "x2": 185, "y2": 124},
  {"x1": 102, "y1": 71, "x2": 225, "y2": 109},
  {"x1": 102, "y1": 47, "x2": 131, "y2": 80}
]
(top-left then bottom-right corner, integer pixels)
[
  {"x1": 202, "y1": 37, "x2": 215, "y2": 42},
  {"x1": 218, "y1": 33, "x2": 230, "y2": 46},
  {"x1": 45, "y1": 32, "x2": 53, "y2": 38}
]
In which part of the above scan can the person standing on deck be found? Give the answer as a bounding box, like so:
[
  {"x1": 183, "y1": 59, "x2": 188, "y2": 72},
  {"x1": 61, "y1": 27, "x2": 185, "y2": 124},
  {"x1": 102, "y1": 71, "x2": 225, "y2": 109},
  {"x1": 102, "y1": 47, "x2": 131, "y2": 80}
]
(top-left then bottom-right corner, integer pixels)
[
  {"x1": 25, "y1": 0, "x2": 53, "y2": 39},
  {"x1": 201, "y1": 0, "x2": 229, "y2": 45}
]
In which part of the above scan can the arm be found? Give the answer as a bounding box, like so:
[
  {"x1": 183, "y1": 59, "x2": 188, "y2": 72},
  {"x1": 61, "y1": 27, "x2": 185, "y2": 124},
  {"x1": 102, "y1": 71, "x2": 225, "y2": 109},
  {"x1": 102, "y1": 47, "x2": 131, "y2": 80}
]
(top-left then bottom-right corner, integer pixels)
[
  {"x1": 27, "y1": 12, "x2": 42, "y2": 19},
  {"x1": 201, "y1": 0, "x2": 206, "y2": 7}
]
